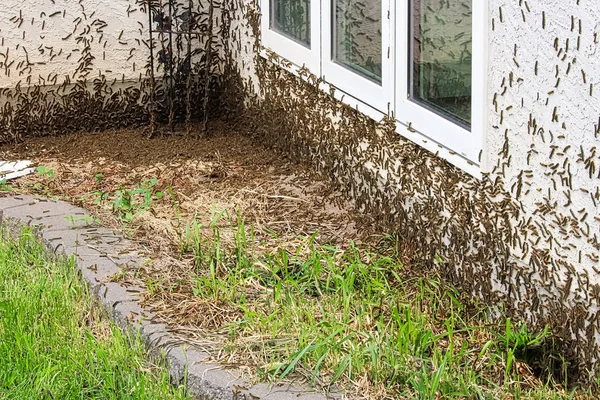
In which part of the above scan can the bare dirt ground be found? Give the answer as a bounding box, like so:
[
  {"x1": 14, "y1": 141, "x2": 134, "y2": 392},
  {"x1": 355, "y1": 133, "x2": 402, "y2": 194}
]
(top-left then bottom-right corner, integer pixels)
[
  {"x1": 0, "y1": 122, "x2": 381, "y2": 382},
  {"x1": 1, "y1": 122, "x2": 374, "y2": 243}
]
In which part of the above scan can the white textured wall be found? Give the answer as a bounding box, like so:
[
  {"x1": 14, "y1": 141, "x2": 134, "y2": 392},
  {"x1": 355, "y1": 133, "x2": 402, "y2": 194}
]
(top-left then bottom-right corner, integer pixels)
[
  {"x1": 1, "y1": 0, "x2": 147, "y2": 88},
  {"x1": 486, "y1": 0, "x2": 600, "y2": 283}
]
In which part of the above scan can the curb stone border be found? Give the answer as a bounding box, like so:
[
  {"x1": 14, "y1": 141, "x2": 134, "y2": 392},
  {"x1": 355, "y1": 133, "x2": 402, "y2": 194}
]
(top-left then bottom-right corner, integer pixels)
[{"x1": 0, "y1": 195, "x2": 338, "y2": 400}]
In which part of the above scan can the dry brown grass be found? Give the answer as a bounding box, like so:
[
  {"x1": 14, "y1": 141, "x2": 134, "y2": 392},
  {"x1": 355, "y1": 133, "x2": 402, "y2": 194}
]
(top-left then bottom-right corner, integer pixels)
[
  {"x1": 0, "y1": 124, "x2": 374, "y2": 374},
  {"x1": 0, "y1": 126, "x2": 587, "y2": 399}
]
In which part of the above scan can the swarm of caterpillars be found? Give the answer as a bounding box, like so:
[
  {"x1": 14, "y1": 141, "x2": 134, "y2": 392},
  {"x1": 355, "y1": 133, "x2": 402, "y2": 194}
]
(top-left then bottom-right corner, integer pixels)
[
  {"x1": 2, "y1": 0, "x2": 600, "y2": 388},
  {"x1": 0, "y1": 0, "x2": 223, "y2": 142},
  {"x1": 215, "y1": 0, "x2": 600, "y2": 386}
]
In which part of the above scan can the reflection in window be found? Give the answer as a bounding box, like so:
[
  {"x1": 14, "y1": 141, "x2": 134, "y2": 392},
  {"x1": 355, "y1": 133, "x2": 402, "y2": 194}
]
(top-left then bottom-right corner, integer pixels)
[
  {"x1": 334, "y1": 0, "x2": 382, "y2": 83},
  {"x1": 411, "y1": 0, "x2": 472, "y2": 126},
  {"x1": 271, "y1": 0, "x2": 311, "y2": 47}
]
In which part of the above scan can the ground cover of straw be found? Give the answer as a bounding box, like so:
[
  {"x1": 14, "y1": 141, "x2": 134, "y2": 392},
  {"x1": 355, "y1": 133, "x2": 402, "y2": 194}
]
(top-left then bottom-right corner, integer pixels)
[{"x1": 1, "y1": 124, "x2": 595, "y2": 399}]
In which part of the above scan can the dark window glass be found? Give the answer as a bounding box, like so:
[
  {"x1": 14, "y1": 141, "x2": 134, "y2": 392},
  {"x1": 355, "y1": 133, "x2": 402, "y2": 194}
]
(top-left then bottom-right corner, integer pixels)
[
  {"x1": 333, "y1": 0, "x2": 382, "y2": 83},
  {"x1": 271, "y1": 0, "x2": 311, "y2": 47},
  {"x1": 411, "y1": 0, "x2": 472, "y2": 126}
]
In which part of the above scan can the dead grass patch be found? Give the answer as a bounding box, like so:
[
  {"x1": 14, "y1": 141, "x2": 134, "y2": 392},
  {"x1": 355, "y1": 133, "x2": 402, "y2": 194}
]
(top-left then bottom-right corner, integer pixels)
[{"x1": 0, "y1": 124, "x2": 591, "y2": 399}]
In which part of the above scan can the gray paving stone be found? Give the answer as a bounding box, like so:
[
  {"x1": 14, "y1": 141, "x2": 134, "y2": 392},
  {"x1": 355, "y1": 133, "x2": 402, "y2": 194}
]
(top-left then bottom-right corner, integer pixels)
[
  {"x1": 98, "y1": 281, "x2": 143, "y2": 308},
  {"x1": 2, "y1": 200, "x2": 84, "y2": 221},
  {"x1": 74, "y1": 236, "x2": 145, "y2": 260},
  {"x1": 79, "y1": 265, "x2": 107, "y2": 295},
  {"x1": 77, "y1": 256, "x2": 123, "y2": 278},
  {"x1": 41, "y1": 228, "x2": 85, "y2": 251},
  {"x1": 85, "y1": 241, "x2": 141, "y2": 255},
  {"x1": 62, "y1": 243, "x2": 107, "y2": 260},
  {"x1": 113, "y1": 300, "x2": 154, "y2": 331},
  {"x1": 64, "y1": 244, "x2": 143, "y2": 267},
  {"x1": 42, "y1": 215, "x2": 95, "y2": 231},
  {"x1": 141, "y1": 323, "x2": 175, "y2": 350},
  {"x1": 0, "y1": 194, "x2": 40, "y2": 210},
  {"x1": 46, "y1": 217, "x2": 98, "y2": 231}
]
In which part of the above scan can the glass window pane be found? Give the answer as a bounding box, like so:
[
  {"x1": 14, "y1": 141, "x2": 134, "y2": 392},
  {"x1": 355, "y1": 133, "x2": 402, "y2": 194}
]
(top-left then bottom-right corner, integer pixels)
[
  {"x1": 411, "y1": 0, "x2": 472, "y2": 126},
  {"x1": 334, "y1": 0, "x2": 382, "y2": 84},
  {"x1": 271, "y1": 0, "x2": 311, "y2": 47}
]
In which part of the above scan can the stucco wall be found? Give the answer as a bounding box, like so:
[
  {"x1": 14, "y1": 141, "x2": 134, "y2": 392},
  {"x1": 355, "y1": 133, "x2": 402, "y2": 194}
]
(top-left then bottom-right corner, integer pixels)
[
  {"x1": 486, "y1": 0, "x2": 600, "y2": 277},
  {"x1": 0, "y1": 0, "x2": 219, "y2": 140},
  {"x1": 1, "y1": 0, "x2": 146, "y2": 88},
  {"x1": 485, "y1": 0, "x2": 600, "y2": 351},
  {"x1": 0, "y1": 0, "x2": 151, "y2": 140},
  {"x1": 220, "y1": 0, "x2": 600, "y2": 379},
  {"x1": 485, "y1": 0, "x2": 600, "y2": 372}
]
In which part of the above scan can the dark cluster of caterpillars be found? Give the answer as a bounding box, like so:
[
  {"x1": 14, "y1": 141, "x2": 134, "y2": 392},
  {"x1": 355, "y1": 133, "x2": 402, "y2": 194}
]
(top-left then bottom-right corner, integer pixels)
[{"x1": 1, "y1": 0, "x2": 599, "y2": 386}]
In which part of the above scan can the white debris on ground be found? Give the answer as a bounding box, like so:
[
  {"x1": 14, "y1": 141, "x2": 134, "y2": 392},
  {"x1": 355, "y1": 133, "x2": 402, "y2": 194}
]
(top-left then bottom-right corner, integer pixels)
[{"x1": 0, "y1": 161, "x2": 35, "y2": 181}]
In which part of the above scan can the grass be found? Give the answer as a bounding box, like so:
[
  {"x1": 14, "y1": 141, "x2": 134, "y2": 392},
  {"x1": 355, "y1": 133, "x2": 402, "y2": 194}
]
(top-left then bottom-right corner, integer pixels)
[
  {"x1": 147, "y1": 211, "x2": 592, "y2": 399},
  {"x1": 6, "y1": 168, "x2": 593, "y2": 399},
  {"x1": 0, "y1": 228, "x2": 189, "y2": 400}
]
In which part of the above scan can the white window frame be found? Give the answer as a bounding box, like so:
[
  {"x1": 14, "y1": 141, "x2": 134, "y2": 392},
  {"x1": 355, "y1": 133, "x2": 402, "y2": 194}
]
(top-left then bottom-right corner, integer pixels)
[
  {"x1": 259, "y1": 0, "x2": 487, "y2": 176},
  {"x1": 321, "y1": 0, "x2": 393, "y2": 115},
  {"x1": 394, "y1": 1, "x2": 487, "y2": 165},
  {"x1": 260, "y1": 0, "x2": 321, "y2": 73}
]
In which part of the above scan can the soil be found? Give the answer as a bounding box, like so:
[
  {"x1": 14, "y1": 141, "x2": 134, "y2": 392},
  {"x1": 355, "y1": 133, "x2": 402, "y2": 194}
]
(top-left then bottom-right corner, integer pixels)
[
  {"x1": 1, "y1": 121, "x2": 375, "y2": 244},
  {"x1": 0, "y1": 121, "x2": 381, "y2": 385}
]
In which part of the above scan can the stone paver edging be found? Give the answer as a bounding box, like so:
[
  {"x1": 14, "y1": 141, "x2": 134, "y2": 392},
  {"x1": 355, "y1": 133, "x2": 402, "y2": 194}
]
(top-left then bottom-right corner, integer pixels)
[{"x1": 0, "y1": 195, "x2": 336, "y2": 400}]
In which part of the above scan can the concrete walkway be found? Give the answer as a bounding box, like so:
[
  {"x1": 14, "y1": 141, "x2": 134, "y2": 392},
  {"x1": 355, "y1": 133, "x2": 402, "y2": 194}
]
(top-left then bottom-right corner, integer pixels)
[{"x1": 0, "y1": 195, "x2": 334, "y2": 400}]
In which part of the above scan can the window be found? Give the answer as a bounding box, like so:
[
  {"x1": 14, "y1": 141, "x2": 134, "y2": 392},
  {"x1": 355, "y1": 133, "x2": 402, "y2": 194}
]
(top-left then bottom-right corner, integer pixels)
[
  {"x1": 322, "y1": 0, "x2": 392, "y2": 114},
  {"x1": 411, "y1": 1, "x2": 472, "y2": 126},
  {"x1": 260, "y1": 0, "x2": 487, "y2": 173},
  {"x1": 261, "y1": 0, "x2": 320, "y2": 72},
  {"x1": 333, "y1": 0, "x2": 382, "y2": 83},
  {"x1": 395, "y1": 1, "x2": 486, "y2": 164},
  {"x1": 271, "y1": 0, "x2": 311, "y2": 46}
]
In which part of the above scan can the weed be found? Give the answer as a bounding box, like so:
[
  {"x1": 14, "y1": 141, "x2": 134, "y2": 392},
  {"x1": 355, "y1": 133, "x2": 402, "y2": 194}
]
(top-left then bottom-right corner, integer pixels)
[
  {"x1": 36, "y1": 165, "x2": 56, "y2": 179},
  {"x1": 111, "y1": 178, "x2": 164, "y2": 224},
  {"x1": 169, "y1": 185, "x2": 189, "y2": 255},
  {"x1": 0, "y1": 178, "x2": 12, "y2": 192},
  {"x1": 64, "y1": 214, "x2": 101, "y2": 228},
  {"x1": 81, "y1": 177, "x2": 165, "y2": 224},
  {"x1": 30, "y1": 165, "x2": 57, "y2": 196},
  {"x1": 163, "y1": 212, "x2": 587, "y2": 399},
  {"x1": 93, "y1": 190, "x2": 110, "y2": 205}
]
